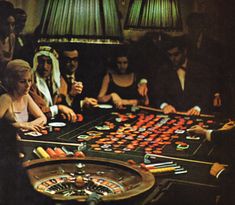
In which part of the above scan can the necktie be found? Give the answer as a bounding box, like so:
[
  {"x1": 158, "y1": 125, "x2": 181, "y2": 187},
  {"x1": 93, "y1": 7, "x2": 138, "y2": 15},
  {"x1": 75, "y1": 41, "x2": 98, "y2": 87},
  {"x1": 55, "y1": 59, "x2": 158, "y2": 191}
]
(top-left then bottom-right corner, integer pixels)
[
  {"x1": 177, "y1": 68, "x2": 186, "y2": 90},
  {"x1": 46, "y1": 78, "x2": 53, "y2": 95},
  {"x1": 213, "y1": 93, "x2": 222, "y2": 107},
  {"x1": 67, "y1": 75, "x2": 74, "y2": 91}
]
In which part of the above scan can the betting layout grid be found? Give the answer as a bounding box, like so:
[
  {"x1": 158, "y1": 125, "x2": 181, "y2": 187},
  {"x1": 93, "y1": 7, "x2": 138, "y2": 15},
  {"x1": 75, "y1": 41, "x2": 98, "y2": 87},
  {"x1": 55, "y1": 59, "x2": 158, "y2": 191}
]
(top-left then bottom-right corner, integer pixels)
[
  {"x1": 21, "y1": 109, "x2": 225, "y2": 159},
  {"x1": 75, "y1": 110, "x2": 224, "y2": 157}
]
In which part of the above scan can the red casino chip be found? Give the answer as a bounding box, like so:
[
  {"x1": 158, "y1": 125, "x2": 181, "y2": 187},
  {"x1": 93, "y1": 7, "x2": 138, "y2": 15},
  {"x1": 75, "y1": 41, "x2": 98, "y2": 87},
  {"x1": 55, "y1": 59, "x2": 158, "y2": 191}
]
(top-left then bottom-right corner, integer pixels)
[
  {"x1": 41, "y1": 129, "x2": 48, "y2": 135},
  {"x1": 114, "y1": 150, "x2": 123, "y2": 154},
  {"x1": 46, "y1": 147, "x2": 57, "y2": 158},
  {"x1": 54, "y1": 127, "x2": 61, "y2": 132},
  {"x1": 76, "y1": 114, "x2": 84, "y2": 122},
  {"x1": 74, "y1": 151, "x2": 85, "y2": 158},
  {"x1": 54, "y1": 147, "x2": 66, "y2": 157},
  {"x1": 127, "y1": 159, "x2": 136, "y2": 165}
]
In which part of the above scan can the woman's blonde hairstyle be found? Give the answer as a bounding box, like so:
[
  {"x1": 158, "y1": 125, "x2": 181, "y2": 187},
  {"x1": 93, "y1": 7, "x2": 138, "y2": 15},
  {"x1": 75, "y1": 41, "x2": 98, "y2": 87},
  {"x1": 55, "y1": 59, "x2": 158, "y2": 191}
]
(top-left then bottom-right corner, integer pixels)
[{"x1": 4, "y1": 59, "x2": 32, "y2": 93}]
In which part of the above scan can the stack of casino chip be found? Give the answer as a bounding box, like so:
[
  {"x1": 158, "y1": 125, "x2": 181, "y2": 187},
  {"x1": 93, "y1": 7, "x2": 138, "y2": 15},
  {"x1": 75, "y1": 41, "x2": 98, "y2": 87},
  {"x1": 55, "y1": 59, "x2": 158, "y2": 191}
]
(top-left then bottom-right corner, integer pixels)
[
  {"x1": 140, "y1": 161, "x2": 187, "y2": 175},
  {"x1": 33, "y1": 146, "x2": 85, "y2": 159}
]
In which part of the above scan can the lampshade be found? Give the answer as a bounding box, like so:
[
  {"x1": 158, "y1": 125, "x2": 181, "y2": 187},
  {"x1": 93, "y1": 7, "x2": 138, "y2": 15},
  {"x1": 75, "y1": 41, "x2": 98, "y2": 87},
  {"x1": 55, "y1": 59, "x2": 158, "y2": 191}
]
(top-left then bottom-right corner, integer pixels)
[
  {"x1": 37, "y1": 0, "x2": 123, "y2": 44},
  {"x1": 125, "y1": 0, "x2": 182, "y2": 31}
]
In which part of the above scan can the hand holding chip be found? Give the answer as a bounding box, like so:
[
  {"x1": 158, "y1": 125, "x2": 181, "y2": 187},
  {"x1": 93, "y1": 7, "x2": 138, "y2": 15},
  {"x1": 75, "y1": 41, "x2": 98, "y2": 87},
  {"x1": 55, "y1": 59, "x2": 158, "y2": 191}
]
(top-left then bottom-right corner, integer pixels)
[
  {"x1": 138, "y1": 82, "x2": 148, "y2": 96},
  {"x1": 162, "y1": 104, "x2": 176, "y2": 114},
  {"x1": 58, "y1": 105, "x2": 77, "y2": 122},
  {"x1": 186, "y1": 107, "x2": 200, "y2": 116},
  {"x1": 187, "y1": 125, "x2": 207, "y2": 137},
  {"x1": 70, "y1": 81, "x2": 83, "y2": 96},
  {"x1": 83, "y1": 97, "x2": 98, "y2": 107},
  {"x1": 219, "y1": 121, "x2": 235, "y2": 131}
]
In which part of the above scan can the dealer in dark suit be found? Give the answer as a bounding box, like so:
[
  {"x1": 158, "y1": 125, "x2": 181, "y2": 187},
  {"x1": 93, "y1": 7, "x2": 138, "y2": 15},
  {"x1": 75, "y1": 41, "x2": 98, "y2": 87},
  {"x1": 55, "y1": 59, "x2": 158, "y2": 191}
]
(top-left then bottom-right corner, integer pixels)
[
  {"x1": 154, "y1": 36, "x2": 212, "y2": 115},
  {"x1": 188, "y1": 123, "x2": 235, "y2": 205}
]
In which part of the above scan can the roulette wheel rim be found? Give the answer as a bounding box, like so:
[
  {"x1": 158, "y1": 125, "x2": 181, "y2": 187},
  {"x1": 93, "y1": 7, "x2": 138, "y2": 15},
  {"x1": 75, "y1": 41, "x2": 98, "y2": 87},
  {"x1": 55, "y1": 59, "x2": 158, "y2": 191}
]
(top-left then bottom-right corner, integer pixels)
[{"x1": 23, "y1": 157, "x2": 155, "y2": 202}]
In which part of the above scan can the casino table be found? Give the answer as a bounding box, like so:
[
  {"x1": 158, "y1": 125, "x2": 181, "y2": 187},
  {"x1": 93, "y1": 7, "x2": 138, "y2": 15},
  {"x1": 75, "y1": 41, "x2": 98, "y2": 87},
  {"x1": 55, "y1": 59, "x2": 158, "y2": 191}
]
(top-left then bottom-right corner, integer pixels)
[{"x1": 17, "y1": 106, "x2": 229, "y2": 205}]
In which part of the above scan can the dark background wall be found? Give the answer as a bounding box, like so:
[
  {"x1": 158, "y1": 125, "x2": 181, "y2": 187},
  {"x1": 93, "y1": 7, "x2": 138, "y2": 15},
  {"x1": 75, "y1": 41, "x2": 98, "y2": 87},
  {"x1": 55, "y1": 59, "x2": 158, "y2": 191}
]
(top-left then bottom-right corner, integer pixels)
[{"x1": 5, "y1": 0, "x2": 235, "y2": 105}]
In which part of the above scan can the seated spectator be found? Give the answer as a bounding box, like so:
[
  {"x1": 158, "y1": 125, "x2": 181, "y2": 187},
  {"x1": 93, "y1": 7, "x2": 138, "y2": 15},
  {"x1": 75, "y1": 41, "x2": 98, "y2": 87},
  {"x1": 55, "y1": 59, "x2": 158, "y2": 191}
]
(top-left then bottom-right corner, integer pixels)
[
  {"x1": 0, "y1": 59, "x2": 47, "y2": 131},
  {"x1": 13, "y1": 8, "x2": 28, "y2": 60},
  {"x1": 154, "y1": 36, "x2": 211, "y2": 115},
  {"x1": 59, "y1": 47, "x2": 97, "y2": 112},
  {"x1": 30, "y1": 46, "x2": 77, "y2": 121},
  {"x1": 98, "y1": 49, "x2": 149, "y2": 109},
  {"x1": 0, "y1": 1, "x2": 16, "y2": 77}
]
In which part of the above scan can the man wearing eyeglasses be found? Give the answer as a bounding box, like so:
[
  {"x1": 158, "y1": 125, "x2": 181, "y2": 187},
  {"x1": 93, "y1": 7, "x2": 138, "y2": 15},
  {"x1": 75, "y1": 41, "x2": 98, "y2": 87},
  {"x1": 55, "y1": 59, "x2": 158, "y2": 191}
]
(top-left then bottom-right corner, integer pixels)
[
  {"x1": 60, "y1": 48, "x2": 97, "y2": 112},
  {"x1": 154, "y1": 36, "x2": 211, "y2": 115}
]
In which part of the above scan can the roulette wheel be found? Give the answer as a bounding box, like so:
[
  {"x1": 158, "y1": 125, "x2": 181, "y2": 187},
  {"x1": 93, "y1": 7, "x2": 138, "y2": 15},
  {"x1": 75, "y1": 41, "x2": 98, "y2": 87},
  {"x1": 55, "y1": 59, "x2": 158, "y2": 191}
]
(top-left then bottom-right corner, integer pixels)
[{"x1": 23, "y1": 157, "x2": 155, "y2": 204}]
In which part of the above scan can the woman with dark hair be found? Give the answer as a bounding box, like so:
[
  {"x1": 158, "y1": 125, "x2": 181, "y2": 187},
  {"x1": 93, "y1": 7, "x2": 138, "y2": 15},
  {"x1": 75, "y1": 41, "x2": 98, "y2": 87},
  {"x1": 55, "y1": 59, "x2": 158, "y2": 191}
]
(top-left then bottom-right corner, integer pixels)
[
  {"x1": 0, "y1": 59, "x2": 47, "y2": 131},
  {"x1": 98, "y1": 50, "x2": 149, "y2": 109}
]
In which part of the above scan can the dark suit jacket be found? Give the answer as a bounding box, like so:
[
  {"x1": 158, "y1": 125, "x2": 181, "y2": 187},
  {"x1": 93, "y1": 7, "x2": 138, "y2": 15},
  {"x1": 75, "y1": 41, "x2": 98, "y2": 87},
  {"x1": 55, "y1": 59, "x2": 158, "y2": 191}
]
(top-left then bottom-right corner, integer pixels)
[
  {"x1": 154, "y1": 60, "x2": 212, "y2": 113},
  {"x1": 211, "y1": 128, "x2": 235, "y2": 205},
  {"x1": 61, "y1": 72, "x2": 87, "y2": 113},
  {"x1": 186, "y1": 34, "x2": 226, "y2": 100}
]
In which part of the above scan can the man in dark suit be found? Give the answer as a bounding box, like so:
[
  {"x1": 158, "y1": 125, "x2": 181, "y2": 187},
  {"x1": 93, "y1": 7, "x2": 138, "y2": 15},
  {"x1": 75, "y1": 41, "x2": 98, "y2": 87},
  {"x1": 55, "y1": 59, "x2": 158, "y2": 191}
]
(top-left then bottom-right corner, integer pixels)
[
  {"x1": 59, "y1": 48, "x2": 97, "y2": 113},
  {"x1": 188, "y1": 123, "x2": 235, "y2": 205},
  {"x1": 154, "y1": 36, "x2": 211, "y2": 115},
  {"x1": 186, "y1": 12, "x2": 226, "y2": 113}
]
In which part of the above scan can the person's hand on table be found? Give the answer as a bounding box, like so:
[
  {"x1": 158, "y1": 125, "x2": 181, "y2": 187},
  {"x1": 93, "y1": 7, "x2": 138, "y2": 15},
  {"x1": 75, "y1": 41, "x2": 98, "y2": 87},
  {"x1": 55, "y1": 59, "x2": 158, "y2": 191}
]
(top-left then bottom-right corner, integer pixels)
[
  {"x1": 122, "y1": 99, "x2": 138, "y2": 107},
  {"x1": 219, "y1": 121, "x2": 235, "y2": 131},
  {"x1": 111, "y1": 93, "x2": 124, "y2": 109},
  {"x1": 17, "y1": 122, "x2": 44, "y2": 132},
  {"x1": 58, "y1": 104, "x2": 77, "y2": 122},
  {"x1": 187, "y1": 125, "x2": 207, "y2": 137},
  {"x1": 69, "y1": 81, "x2": 83, "y2": 96},
  {"x1": 210, "y1": 162, "x2": 226, "y2": 177},
  {"x1": 83, "y1": 97, "x2": 98, "y2": 107},
  {"x1": 162, "y1": 104, "x2": 176, "y2": 114},
  {"x1": 186, "y1": 107, "x2": 200, "y2": 116}
]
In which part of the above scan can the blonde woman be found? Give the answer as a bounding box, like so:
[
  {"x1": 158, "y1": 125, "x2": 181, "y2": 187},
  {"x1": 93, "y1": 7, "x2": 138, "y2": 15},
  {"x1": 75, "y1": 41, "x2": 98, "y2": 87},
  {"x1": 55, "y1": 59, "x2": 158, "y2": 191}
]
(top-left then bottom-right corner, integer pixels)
[{"x1": 0, "y1": 59, "x2": 47, "y2": 131}]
